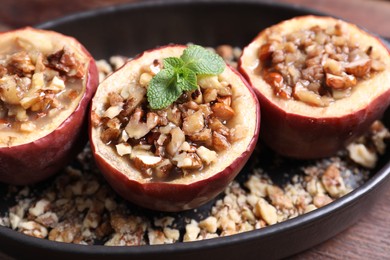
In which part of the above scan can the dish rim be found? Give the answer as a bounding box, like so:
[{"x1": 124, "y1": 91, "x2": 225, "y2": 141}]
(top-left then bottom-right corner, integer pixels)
[{"x1": 1, "y1": 0, "x2": 390, "y2": 256}]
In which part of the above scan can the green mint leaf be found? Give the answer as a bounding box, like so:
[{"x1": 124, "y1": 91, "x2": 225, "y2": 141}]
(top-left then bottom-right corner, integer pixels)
[
  {"x1": 146, "y1": 45, "x2": 225, "y2": 109},
  {"x1": 147, "y1": 68, "x2": 182, "y2": 109},
  {"x1": 163, "y1": 57, "x2": 184, "y2": 70},
  {"x1": 176, "y1": 67, "x2": 197, "y2": 91},
  {"x1": 181, "y1": 45, "x2": 225, "y2": 75}
]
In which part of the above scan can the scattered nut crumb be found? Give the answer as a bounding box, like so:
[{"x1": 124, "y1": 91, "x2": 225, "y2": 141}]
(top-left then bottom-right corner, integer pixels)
[{"x1": 0, "y1": 46, "x2": 388, "y2": 246}]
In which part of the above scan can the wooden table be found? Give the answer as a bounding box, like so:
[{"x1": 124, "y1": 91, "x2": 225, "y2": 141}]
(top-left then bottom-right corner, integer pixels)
[{"x1": 0, "y1": 0, "x2": 389, "y2": 259}]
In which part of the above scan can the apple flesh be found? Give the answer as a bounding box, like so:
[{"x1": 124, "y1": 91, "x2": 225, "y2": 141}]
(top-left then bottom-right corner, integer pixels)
[
  {"x1": 0, "y1": 27, "x2": 99, "y2": 185},
  {"x1": 90, "y1": 45, "x2": 260, "y2": 212},
  {"x1": 239, "y1": 16, "x2": 390, "y2": 159}
]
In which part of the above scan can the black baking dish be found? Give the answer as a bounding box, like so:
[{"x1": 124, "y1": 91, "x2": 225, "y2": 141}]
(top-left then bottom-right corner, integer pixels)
[{"x1": 1, "y1": 1, "x2": 390, "y2": 259}]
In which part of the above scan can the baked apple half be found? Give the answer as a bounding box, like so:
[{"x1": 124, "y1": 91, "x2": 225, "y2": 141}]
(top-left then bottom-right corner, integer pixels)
[
  {"x1": 90, "y1": 45, "x2": 260, "y2": 211},
  {"x1": 239, "y1": 15, "x2": 390, "y2": 159},
  {"x1": 0, "y1": 27, "x2": 98, "y2": 184}
]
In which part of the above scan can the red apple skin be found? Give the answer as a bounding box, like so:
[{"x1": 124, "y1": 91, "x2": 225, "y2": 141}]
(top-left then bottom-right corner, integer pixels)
[
  {"x1": 90, "y1": 45, "x2": 260, "y2": 211},
  {"x1": 0, "y1": 28, "x2": 99, "y2": 185},
  {"x1": 238, "y1": 16, "x2": 390, "y2": 159},
  {"x1": 248, "y1": 85, "x2": 390, "y2": 159}
]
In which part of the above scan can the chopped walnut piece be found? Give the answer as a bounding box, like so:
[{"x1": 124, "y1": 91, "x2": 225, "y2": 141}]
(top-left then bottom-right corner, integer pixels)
[
  {"x1": 8, "y1": 213, "x2": 20, "y2": 230},
  {"x1": 47, "y1": 48, "x2": 84, "y2": 78},
  {"x1": 125, "y1": 108, "x2": 159, "y2": 139},
  {"x1": 120, "y1": 87, "x2": 146, "y2": 113},
  {"x1": 164, "y1": 227, "x2": 180, "y2": 241},
  {"x1": 294, "y1": 81, "x2": 327, "y2": 106},
  {"x1": 345, "y1": 58, "x2": 371, "y2": 77},
  {"x1": 153, "y1": 216, "x2": 174, "y2": 228},
  {"x1": 83, "y1": 207, "x2": 102, "y2": 229},
  {"x1": 306, "y1": 177, "x2": 326, "y2": 197},
  {"x1": 198, "y1": 76, "x2": 232, "y2": 96},
  {"x1": 255, "y1": 198, "x2": 278, "y2": 225},
  {"x1": 211, "y1": 102, "x2": 235, "y2": 121},
  {"x1": 209, "y1": 118, "x2": 229, "y2": 136},
  {"x1": 196, "y1": 146, "x2": 217, "y2": 165},
  {"x1": 173, "y1": 152, "x2": 202, "y2": 170},
  {"x1": 182, "y1": 110, "x2": 204, "y2": 135},
  {"x1": 166, "y1": 127, "x2": 185, "y2": 156},
  {"x1": 166, "y1": 105, "x2": 182, "y2": 126},
  {"x1": 133, "y1": 154, "x2": 163, "y2": 175},
  {"x1": 115, "y1": 143, "x2": 132, "y2": 156},
  {"x1": 139, "y1": 72, "x2": 153, "y2": 87},
  {"x1": 304, "y1": 204, "x2": 318, "y2": 213},
  {"x1": 28, "y1": 199, "x2": 50, "y2": 217},
  {"x1": 258, "y1": 43, "x2": 274, "y2": 62},
  {"x1": 190, "y1": 88, "x2": 203, "y2": 104},
  {"x1": 212, "y1": 131, "x2": 231, "y2": 151},
  {"x1": 100, "y1": 127, "x2": 120, "y2": 144},
  {"x1": 266, "y1": 186, "x2": 294, "y2": 210},
  {"x1": 182, "y1": 100, "x2": 199, "y2": 111},
  {"x1": 110, "y1": 213, "x2": 147, "y2": 234},
  {"x1": 245, "y1": 174, "x2": 268, "y2": 198},
  {"x1": 7, "y1": 51, "x2": 35, "y2": 76},
  {"x1": 103, "y1": 105, "x2": 123, "y2": 119},
  {"x1": 313, "y1": 194, "x2": 333, "y2": 208},
  {"x1": 188, "y1": 128, "x2": 212, "y2": 143},
  {"x1": 203, "y1": 88, "x2": 218, "y2": 103},
  {"x1": 153, "y1": 159, "x2": 173, "y2": 179},
  {"x1": 35, "y1": 212, "x2": 59, "y2": 228},
  {"x1": 105, "y1": 233, "x2": 145, "y2": 246},
  {"x1": 370, "y1": 121, "x2": 390, "y2": 154},
  {"x1": 325, "y1": 73, "x2": 356, "y2": 89},
  {"x1": 19, "y1": 221, "x2": 48, "y2": 239},
  {"x1": 148, "y1": 229, "x2": 167, "y2": 245},
  {"x1": 217, "y1": 96, "x2": 232, "y2": 106},
  {"x1": 183, "y1": 220, "x2": 200, "y2": 242},
  {"x1": 45, "y1": 76, "x2": 65, "y2": 92},
  {"x1": 199, "y1": 216, "x2": 218, "y2": 233},
  {"x1": 0, "y1": 75, "x2": 23, "y2": 105},
  {"x1": 324, "y1": 58, "x2": 343, "y2": 75},
  {"x1": 347, "y1": 143, "x2": 377, "y2": 168},
  {"x1": 321, "y1": 164, "x2": 347, "y2": 198}
]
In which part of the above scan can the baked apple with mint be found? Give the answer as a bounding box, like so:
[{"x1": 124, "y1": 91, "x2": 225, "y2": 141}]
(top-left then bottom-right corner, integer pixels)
[
  {"x1": 239, "y1": 15, "x2": 390, "y2": 159},
  {"x1": 0, "y1": 27, "x2": 98, "y2": 184},
  {"x1": 90, "y1": 45, "x2": 260, "y2": 211}
]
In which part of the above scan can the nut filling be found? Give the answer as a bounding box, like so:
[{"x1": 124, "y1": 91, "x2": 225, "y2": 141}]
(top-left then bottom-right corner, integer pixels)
[
  {"x1": 259, "y1": 23, "x2": 386, "y2": 106},
  {"x1": 95, "y1": 60, "x2": 245, "y2": 180},
  {"x1": 0, "y1": 46, "x2": 85, "y2": 135}
]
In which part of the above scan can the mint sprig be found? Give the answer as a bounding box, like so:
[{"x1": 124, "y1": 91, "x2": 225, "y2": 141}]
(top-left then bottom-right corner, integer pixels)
[
  {"x1": 181, "y1": 45, "x2": 225, "y2": 75},
  {"x1": 147, "y1": 45, "x2": 225, "y2": 109}
]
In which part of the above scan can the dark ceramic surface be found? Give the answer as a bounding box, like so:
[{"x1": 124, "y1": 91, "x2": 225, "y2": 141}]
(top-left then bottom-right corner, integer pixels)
[{"x1": 1, "y1": 1, "x2": 390, "y2": 259}]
